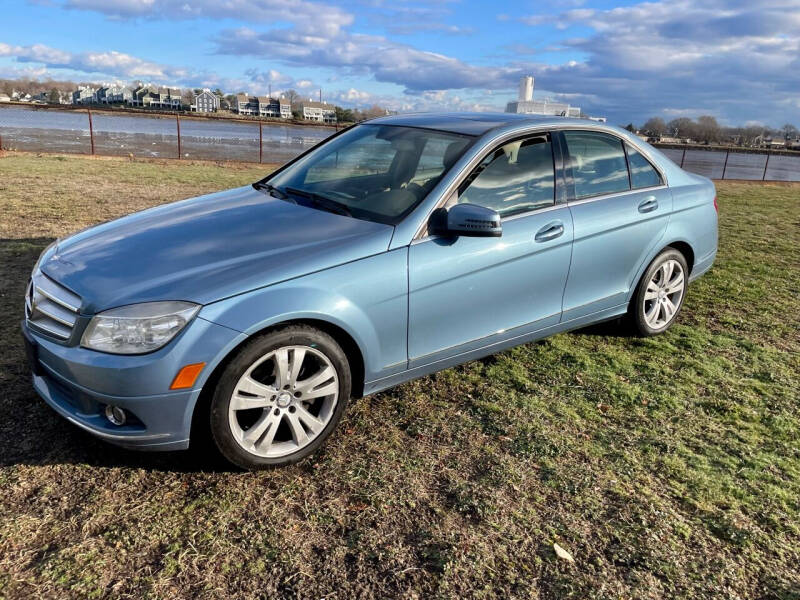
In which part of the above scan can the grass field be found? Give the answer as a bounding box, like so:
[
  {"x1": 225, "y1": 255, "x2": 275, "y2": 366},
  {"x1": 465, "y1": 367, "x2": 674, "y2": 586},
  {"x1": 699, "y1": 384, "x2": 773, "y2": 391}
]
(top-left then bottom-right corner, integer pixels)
[{"x1": 0, "y1": 153, "x2": 798, "y2": 599}]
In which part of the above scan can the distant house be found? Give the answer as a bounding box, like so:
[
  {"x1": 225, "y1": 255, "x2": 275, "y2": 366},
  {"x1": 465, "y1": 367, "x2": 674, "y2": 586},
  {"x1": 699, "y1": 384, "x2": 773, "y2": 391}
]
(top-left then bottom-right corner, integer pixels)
[
  {"x1": 297, "y1": 101, "x2": 336, "y2": 123},
  {"x1": 94, "y1": 86, "x2": 110, "y2": 104},
  {"x1": 233, "y1": 94, "x2": 258, "y2": 115},
  {"x1": 104, "y1": 85, "x2": 134, "y2": 104},
  {"x1": 257, "y1": 96, "x2": 276, "y2": 117},
  {"x1": 72, "y1": 87, "x2": 95, "y2": 105},
  {"x1": 257, "y1": 96, "x2": 292, "y2": 118},
  {"x1": 0, "y1": 94, "x2": 10, "y2": 103},
  {"x1": 152, "y1": 87, "x2": 182, "y2": 109},
  {"x1": 192, "y1": 89, "x2": 219, "y2": 113},
  {"x1": 125, "y1": 85, "x2": 180, "y2": 109}
]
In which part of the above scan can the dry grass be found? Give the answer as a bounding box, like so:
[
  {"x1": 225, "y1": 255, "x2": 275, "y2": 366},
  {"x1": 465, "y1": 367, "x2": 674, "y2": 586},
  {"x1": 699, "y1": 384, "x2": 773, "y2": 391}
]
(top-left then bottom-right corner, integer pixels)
[{"x1": 0, "y1": 153, "x2": 799, "y2": 599}]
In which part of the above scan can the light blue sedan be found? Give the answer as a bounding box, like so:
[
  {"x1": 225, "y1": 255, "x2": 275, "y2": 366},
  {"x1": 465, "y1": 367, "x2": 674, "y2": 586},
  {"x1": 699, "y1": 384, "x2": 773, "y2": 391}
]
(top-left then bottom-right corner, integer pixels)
[{"x1": 22, "y1": 113, "x2": 718, "y2": 469}]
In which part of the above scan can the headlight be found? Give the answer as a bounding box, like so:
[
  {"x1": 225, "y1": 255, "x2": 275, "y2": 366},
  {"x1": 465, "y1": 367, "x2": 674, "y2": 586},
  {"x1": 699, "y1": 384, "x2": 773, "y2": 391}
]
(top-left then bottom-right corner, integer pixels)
[{"x1": 81, "y1": 301, "x2": 200, "y2": 355}]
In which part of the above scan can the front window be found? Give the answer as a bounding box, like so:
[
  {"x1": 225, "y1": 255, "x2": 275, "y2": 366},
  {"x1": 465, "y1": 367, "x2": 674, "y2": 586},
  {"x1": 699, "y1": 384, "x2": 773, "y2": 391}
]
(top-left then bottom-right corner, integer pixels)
[
  {"x1": 456, "y1": 134, "x2": 556, "y2": 218},
  {"x1": 265, "y1": 125, "x2": 473, "y2": 224}
]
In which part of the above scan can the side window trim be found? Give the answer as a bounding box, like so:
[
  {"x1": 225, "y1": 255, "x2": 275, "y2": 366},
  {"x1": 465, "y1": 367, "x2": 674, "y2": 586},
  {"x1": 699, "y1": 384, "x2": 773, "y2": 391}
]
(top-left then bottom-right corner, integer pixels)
[{"x1": 561, "y1": 129, "x2": 668, "y2": 203}]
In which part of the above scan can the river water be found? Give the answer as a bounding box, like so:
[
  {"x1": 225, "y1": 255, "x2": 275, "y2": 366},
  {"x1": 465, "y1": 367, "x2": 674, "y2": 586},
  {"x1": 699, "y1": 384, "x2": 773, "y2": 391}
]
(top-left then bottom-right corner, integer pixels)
[
  {"x1": 0, "y1": 105, "x2": 334, "y2": 163},
  {"x1": 1, "y1": 105, "x2": 799, "y2": 180}
]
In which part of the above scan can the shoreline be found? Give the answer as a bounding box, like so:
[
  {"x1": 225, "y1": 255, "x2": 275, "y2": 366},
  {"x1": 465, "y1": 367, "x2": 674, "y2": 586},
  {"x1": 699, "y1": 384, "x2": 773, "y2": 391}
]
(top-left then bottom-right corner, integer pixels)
[{"x1": 0, "y1": 101, "x2": 343, "y2": 131}]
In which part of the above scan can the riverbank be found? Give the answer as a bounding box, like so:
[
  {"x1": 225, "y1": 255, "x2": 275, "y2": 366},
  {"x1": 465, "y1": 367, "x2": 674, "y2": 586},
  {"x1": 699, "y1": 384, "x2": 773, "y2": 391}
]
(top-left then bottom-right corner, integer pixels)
[{"x1": 0, "y1": 101, "x2": 343, "y2": 130}]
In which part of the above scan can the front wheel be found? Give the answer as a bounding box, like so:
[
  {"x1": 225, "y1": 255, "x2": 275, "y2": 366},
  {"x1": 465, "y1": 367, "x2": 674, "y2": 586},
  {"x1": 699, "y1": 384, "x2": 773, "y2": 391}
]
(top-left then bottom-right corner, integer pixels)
[
  {"x1": 210, "y1": 325, "x2": 351, "y2": 469},
  {"x1": 629, "y1": 248, "x2": 688, "y2": 336}
]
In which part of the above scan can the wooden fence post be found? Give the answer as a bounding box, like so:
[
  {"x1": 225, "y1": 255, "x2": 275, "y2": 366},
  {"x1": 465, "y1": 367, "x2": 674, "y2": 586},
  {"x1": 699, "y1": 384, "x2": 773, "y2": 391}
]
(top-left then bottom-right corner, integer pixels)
[
  {"x1": 680, "y1": 148, "x2": 686, "y2": 168},
  {"x1": 87, "y1": 109, "x2": 95, "y2": 155},
  {"x1": 176, "y1": 115, "x2": 182, "y2": 159},
  {"x1": 762, "y1": 152, "x2": 770, "y2": 181},
  {"x1": 259, "y1": 122, "x2": 263, "y2": 164}
]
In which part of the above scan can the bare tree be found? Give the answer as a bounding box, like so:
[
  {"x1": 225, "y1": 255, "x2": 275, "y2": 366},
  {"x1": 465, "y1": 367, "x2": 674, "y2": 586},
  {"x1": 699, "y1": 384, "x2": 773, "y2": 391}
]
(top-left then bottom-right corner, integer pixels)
[
  {"x1": 283, "y1": 89, "x2": 300, "y2": 106},
  {"x1": 642, "y1": 117, "x2": 667, "y2": 137},
  {"x1": 780, "y1": 123, "x2": 798, "y2": 140},
  {"x1": 667, "y1": 118, "x2": 696, "y2": 139},
  {"x1": 181, "y1": 88, "x2": 195, "y2": 107},
  {"x1": 695, "y1": 115, "x2": 721, "y2": 144}
]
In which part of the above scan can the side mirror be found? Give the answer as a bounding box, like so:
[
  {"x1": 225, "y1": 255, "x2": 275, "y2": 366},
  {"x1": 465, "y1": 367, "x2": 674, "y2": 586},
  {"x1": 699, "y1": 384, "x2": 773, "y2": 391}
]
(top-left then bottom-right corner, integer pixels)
[{"x1": 430, "y1": 203, "x2": 502, "y2": 238}]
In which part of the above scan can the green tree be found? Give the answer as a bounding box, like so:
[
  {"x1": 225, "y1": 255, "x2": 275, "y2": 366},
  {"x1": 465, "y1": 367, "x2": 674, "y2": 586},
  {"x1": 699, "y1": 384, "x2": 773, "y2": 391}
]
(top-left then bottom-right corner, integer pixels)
[
  {"x1": 334, "y1": 106, "x2": 354, "y2": 123},
  {"x1": 47, "y1": 88, "x2": 60, "y2": 104}
]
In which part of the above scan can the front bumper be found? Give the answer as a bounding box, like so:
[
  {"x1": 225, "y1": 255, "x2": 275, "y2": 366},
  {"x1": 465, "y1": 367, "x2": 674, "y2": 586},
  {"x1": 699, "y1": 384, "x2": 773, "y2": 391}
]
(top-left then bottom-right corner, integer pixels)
[{"x1": 22, "y1": 315, "x2": 247, "y2": 450}]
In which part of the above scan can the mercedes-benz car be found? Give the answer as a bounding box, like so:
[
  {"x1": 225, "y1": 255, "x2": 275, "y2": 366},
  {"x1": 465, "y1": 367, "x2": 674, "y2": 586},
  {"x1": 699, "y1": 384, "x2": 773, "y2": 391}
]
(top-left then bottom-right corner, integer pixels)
[{"x1": 21, "y1": 113, "x2": 718, "y2": 469}]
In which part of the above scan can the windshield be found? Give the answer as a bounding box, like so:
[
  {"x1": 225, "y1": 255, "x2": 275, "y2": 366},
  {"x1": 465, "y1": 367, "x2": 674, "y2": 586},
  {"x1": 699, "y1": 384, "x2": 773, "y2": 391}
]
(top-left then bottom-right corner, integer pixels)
[{"x1": 264, "y1": 124, "x2": 474, "y2": 225}]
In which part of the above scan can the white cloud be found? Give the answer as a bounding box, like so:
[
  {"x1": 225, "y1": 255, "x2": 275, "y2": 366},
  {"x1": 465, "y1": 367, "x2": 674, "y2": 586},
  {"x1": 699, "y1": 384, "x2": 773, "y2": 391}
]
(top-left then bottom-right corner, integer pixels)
[
  {"x1": 0, "y1": 43, "x2": 190, "y2": 81},
  {"x1": 61, "y1": 0, "x2": 353, "y2": 35},
  {"x1": 516, "y1": 0, "x2": 800, "y2": 123},
  {"x1": 215, "y1": 27, "x2": 522, "y2": 93}
]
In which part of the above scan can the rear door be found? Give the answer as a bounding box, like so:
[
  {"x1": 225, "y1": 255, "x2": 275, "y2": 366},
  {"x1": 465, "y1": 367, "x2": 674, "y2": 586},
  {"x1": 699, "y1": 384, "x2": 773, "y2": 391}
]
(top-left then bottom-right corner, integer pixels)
[
  {"x1": 407, "y1": 132, "x2": 574, "y2": 367},
  {"x1": 560, "y1": 130, "x2": 671, "y2": 321}
]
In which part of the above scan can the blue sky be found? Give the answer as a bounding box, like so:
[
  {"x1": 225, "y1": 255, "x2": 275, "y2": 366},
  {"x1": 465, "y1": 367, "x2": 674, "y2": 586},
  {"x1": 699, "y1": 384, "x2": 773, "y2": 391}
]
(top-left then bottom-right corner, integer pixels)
[{"x1": 1, "y1": 0, "x2": 798, "y2": 125}]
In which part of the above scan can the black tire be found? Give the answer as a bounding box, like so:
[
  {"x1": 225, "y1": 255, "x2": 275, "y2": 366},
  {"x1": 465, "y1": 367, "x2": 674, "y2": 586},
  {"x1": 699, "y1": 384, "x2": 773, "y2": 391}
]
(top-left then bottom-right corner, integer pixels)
[
  {"x1": 629, "y1": 247, "x2": 689, "y2": 337},
  {"x1": 210, "y1": 324, "x2": 351, "y2": 470}
]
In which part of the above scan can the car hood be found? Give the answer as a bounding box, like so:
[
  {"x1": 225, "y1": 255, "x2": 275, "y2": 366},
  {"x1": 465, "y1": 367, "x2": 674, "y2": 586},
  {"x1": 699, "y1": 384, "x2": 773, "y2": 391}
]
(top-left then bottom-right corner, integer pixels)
[{"x1": 41, "y1": 185, "x2": 394, "y2": 314}]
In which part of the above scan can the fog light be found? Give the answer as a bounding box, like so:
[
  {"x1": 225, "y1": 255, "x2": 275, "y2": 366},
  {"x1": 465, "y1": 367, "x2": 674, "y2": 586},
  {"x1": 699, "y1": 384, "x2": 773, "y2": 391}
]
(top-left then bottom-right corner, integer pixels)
[{"x1": 104, "y1": 405, "x2": 127, "y2": 426}]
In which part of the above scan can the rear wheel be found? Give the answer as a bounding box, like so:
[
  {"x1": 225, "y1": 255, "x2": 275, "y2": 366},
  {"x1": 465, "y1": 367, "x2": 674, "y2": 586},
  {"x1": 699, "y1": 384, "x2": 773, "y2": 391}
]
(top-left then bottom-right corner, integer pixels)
[
  {"x1": 210, "y1": 325, "x2": 351, "y2": 469},
  {"x1": 629, "y1": 248, "x2": 688, "y2": 336}
]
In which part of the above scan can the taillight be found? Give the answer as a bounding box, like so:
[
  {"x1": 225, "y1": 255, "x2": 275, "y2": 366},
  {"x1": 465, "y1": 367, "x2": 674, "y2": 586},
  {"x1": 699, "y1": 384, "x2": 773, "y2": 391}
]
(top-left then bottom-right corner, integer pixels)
[{"x1": 713, "y1": 196, "x2": 718, "y2": 213}]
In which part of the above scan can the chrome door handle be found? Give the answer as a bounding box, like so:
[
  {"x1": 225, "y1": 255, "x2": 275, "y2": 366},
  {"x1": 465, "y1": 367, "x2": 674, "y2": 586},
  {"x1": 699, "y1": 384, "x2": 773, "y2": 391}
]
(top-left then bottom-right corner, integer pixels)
[
  {"x1": 534, "y1": 222, "x2": 564, "y2": 242},
  {"x1": 638, "y1": 196, "x2": 658, "y2": 213}
]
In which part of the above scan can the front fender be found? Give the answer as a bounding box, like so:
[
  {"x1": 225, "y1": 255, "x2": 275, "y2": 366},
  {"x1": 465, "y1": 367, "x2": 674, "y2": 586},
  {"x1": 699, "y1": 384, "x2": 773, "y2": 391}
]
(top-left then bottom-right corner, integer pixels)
[{"x1": 198, "y1": 249, "x2": 409, "y2": 383}]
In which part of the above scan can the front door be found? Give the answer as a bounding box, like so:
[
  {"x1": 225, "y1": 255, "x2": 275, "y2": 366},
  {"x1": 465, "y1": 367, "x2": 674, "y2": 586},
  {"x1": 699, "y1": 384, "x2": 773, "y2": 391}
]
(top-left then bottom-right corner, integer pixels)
[{"x1": 408, "y1": 133, "x2": 573, "y2": 367}]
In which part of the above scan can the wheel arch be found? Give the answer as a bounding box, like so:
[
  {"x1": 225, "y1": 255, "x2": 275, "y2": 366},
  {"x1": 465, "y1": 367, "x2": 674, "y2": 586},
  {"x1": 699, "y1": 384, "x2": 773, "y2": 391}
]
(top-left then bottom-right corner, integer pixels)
[
  {"x1": 189, "y1": 317, "x2": 367, "y2": 448},
  {"x1": 666, "y1": 240, "x2": 695, "y2": 275},
  {"x1": 627, "y1": 238, "x2": 696, "y2": 307}
]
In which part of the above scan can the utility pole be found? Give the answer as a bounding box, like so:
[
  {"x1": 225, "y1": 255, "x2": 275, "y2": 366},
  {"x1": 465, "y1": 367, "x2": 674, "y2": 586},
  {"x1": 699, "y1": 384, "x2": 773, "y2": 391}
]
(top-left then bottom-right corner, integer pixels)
[{"x1": 319, "y1": 88, "x2": 322, "y2": 102}]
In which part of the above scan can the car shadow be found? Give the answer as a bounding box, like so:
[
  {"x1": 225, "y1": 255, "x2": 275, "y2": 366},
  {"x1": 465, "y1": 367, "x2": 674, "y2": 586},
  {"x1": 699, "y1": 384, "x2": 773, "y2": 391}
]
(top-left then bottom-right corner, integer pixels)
[{"x1": 571, "y1": 316, "x2": 632, "y2": 338}]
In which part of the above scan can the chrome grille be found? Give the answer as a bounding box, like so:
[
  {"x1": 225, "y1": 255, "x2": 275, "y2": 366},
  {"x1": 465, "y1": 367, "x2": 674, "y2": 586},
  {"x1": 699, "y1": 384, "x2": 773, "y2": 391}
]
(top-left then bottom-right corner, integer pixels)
[{"x1": 25, "y1": 271, "x2": 82, "y2": 340}]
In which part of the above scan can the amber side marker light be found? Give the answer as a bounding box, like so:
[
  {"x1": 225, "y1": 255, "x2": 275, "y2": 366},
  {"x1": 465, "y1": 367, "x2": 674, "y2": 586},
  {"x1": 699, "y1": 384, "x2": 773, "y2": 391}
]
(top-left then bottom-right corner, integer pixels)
[{"x1": 170, "y1": 362, "x2": 206, "y2": 390}]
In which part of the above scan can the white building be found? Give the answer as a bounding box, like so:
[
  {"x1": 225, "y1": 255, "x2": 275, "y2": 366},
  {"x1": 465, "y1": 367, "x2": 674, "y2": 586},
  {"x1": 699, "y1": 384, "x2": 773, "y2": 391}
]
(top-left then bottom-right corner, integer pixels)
[
  {"x1": 506, "y1": 75, "x2": 587, "y2": 119},
  {"x1": 297, "y1": 100, "x2": 336, "y2": 123}
]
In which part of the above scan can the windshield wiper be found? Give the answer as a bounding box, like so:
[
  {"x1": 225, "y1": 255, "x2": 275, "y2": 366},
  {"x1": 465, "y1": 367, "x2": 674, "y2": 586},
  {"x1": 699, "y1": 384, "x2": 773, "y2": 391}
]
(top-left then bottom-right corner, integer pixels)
[
  {"x1": 253, "y1": 181, "x2": 290, "y2": 200},
  {"x1": 285, "y1": 187, "x2": 352, "y2": 217}
]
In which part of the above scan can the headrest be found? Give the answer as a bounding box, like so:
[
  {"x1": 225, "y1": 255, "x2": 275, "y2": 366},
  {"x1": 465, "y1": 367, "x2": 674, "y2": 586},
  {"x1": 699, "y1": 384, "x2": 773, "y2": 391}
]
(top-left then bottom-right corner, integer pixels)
[{"x1": 443, "y1": 140, "x2": 468, "y2": 170}]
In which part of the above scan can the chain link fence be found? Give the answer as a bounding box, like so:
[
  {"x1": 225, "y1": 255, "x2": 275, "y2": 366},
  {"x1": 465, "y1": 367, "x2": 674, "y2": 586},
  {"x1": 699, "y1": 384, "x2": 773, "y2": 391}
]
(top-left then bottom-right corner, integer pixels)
[
  {"x1": 0, "y1": 105, "x2": 333, "y2": 165},
  {"x1": 2, "y1": 105, "x2": 800, "y2": 181}
]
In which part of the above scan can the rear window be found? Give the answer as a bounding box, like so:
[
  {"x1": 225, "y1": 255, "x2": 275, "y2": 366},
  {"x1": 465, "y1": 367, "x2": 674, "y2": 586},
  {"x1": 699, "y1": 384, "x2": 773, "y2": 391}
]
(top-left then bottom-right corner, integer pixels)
[{"x1": 626, "y1": 143, "x2": 663, "y2": 189}]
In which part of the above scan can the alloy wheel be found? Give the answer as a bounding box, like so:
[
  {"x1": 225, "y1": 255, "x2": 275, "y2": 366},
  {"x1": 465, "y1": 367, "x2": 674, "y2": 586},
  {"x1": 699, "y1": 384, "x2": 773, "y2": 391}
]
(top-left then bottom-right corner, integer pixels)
[
  {"x1": 228, "y1": 345, "x2": 339, "y2": 458},
  {"x1": 642, "y1": 258, "x2": 685, "y2": 330}
]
